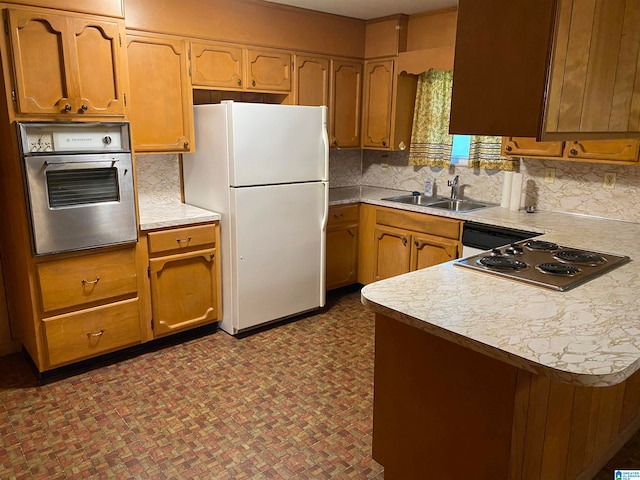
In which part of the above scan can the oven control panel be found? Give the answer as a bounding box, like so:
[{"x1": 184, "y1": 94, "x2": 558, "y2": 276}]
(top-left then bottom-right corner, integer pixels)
[{"x1": 18, "y1": 122, "x2": 131, "y2": 154}]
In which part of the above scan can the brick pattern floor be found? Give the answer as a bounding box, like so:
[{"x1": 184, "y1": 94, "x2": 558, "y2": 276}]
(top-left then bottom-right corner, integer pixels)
[{"x1": 0, "y1": 288, "x2": 639, "y2": 479}]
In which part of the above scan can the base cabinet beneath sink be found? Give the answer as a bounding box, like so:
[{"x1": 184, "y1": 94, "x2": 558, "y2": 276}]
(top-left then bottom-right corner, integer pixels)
[{"x1": 359, "y1": 204, "x2": 462, "y2": 283}]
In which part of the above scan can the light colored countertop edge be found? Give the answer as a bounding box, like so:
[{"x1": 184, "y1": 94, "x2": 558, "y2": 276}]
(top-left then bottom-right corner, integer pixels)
[
  {"x1": 333, "y1": 185, "x2": 640, "y2": 387},
  {"x1": 138, "y1": 202, "x2": 221, "y2": 231}
]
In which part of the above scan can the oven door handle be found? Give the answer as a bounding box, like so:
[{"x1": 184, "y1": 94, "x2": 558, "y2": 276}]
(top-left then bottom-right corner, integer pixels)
[{"x1": 44, "y1": 159, "x2": 119, "y2": 166}]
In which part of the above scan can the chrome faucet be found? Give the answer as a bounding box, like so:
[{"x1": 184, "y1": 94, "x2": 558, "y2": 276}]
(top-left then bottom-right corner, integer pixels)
[{"x1": 448, "y1": 175, "x2": 460, "y2": 200}]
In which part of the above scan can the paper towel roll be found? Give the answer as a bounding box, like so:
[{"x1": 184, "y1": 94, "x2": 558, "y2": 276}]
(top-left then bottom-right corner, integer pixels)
[
  {"x1": 501, "y1": 171, "x2": 513, "y2": 208},
  {"x1": 509, "y1": 173, "x2": 523, "y2": 211}
]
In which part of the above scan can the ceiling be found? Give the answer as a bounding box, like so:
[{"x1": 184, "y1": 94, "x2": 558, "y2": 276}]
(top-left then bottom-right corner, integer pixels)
[{"x1": 262, "y1": 0, "x2": 457, "y2": 20}]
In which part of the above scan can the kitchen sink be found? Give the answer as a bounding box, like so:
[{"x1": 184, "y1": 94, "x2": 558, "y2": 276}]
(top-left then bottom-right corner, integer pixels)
[
  {"x1": 381, "y1": 194, "x2": 438, "y2": 206},
  {"x1": 426, "y1": 199, "x2": 488, "y2": 212},
  {"x1": 382, "y1": 194, "x2": 488, "y2": 212}
]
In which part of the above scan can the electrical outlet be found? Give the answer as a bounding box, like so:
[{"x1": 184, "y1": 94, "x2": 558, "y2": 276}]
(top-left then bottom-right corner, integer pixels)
[
  {"x1": 603, "y1": 172, "x2": 616, "y2": 189},
  {"x1": 544, "y1": 167, "x2": 556, "y2": 184}
]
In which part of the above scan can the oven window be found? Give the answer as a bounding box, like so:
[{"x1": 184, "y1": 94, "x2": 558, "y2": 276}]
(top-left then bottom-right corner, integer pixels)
[{"x1": 46, "y1": 168, "x2": 120, "y2": 208}]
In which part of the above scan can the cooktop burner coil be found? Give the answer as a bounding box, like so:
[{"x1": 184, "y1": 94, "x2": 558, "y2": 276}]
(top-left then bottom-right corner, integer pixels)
[
  {"x1": 478, "y1": 256, "x2": 528, "y2": 270},
  {"x1": 536, "y1": 262, "x2": 582, "y2": 276},
  {"x1": 524, "y1": 240, "x2": 560, "y2": 251},
  {"x1": 554, "y1": 250, "x2": 607, "y2": 266}
]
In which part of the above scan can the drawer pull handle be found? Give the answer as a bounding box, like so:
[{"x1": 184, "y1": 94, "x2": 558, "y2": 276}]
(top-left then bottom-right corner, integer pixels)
[
  {"x1": 177, "y1": 236, "x2": 192, "y2": 245},
  {"x1": 87, "y1": 329, "x2": 105, "y2": 338},
  {"x1": 82, "y1": 277, "x2": 100, "y2": 285}
]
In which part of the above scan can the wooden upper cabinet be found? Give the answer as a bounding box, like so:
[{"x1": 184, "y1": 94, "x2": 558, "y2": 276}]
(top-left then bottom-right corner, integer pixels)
[
  {"x1": 190, "y1": 42, "x2": 291, "y2": 93},
  {"x1": 364, "y1": 15, "x2": 408, "y2": 59},
  {"x1": 329, "y1": 59, "x2": 362, "y2": 148},
  {"x1": 362, "y1": 60, "x2": 393, "y2": 148},
  {"x1": 565, "y1": 139, "x2": 639, "y2": 162},
  {"x1": 362, "y1": 60, "x2": 417, "y2": 151},
  {"x1": 294, "y1": 55, "x2": 329, "y2": 106},
  {"x1": 502, "y1": 137, "x2": 639, "y2": 164},
  {"x1": 6, "y1": 8, "x2": 126, "y2": 117},
  {"x1": 450, "y1": 0, "x2": 640, "y2": 141},
  {"x1": 502, "y1": 137, "x2": 564, "y2": 158},
  {"x1": 191, "y1": 41, "x2": 243, "y2": 89},
  {"x1": 126, "y1": 32, "x2": 194, "y2": 153},
  {"x1": 247, "y1": 49, "x2": 291, "y2": 92}
]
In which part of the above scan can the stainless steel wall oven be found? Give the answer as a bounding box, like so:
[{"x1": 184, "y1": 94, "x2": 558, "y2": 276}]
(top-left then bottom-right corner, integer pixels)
[{"x1": 17, "y1": 122, "x2": 137, "y2": 255}]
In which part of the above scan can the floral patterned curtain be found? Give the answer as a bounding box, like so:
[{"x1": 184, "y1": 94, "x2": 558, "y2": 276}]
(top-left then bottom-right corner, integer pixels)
[
  {"x1": 409, "y1": 69, "x2": 518, "y2": 171},
  {"x1": 408, "y1": 69, "x2": 453, "y2": 167},
  {"x1": 468, "y1": 135, "x2": 519, "y2": 171}
]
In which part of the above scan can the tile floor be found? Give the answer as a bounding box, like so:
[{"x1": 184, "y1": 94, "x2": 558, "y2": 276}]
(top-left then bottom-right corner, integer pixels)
[{"x1": 0, "y1": 288, "x2": 638, "y2": 479}]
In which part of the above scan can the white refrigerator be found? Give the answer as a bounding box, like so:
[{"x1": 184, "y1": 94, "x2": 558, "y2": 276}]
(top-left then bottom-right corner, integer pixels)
[{"x1": 183, "y1": 101, "x2": 329, "y2": 334}]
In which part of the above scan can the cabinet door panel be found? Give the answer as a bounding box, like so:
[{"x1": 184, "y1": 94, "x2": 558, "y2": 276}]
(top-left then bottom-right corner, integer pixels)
[
  {"x1": 191, "y1": 42, "x2": 244, "y2": 89},
  {"x1": 7, "y1": 10, "x2": 72, "y2": 114},
  {"x1": 127, "y1": 34, "x2": 193, "y2": 152},
  {"x1": 362, "y1": 60, "x2": 393, "y2": 148},
  {"x1": 330, "y1": 59, "x2": 362, "y2": 148},
  {"x1": 247, "y1": 49, "x2": 291, "y2": 91},
  {"x1": 149, "y1": 249, "x2": 218, "y2": 336},
  {"x1": 502, "y1": 137, "x2": 564, "y2": 157},
  {"x1": 295, "y1": 55, "x2": 329, "y2": 106},
  {"x1": 326, "y1": 223, "x2": 358, "y2": 290},
  {"x1": 565, "y1": 139, "x2": 639, "y2": 161},
  {"x1": 373, "y1": 225, "x2": 410, "y2": 281},
  {"x1": 73, "y1": 18, "x2": 125, "y2": 115},
  {"x1": 410, "y1": 234, "x2": 459, "y2": 271}
]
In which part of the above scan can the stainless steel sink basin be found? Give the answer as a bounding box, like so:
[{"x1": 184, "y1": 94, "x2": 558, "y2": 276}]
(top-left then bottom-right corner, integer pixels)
[
  {"x1": 381, "y1": 194, "x2": 437, "y2": 206},
  {"x1": 382, "y1": 194, "x2": 488, "y2": 212},
  {"x1": 426, "y1": 199, "x2": 487, "y2": 212}
]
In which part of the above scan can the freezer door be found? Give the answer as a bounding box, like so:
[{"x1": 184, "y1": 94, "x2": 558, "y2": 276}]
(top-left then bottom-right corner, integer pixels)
[
  {"x1": 230, "y1": 182, "x2": 327, "y2": 332},
  {"x1": 227, "y1": 102, "x2": 328, "y2": 186}
]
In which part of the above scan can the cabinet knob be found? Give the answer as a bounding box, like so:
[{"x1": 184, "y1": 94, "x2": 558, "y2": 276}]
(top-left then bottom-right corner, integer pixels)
[
  {"x1": 414, "y1": 240, "x2": 419, "y2": 247},
  {"x1": 402, "y1": 236, "x2": 407, "y2": 246},
  {"x1": 64, "y1": 103, "x2": 72, "y2": 112},
  {"x1": 382, "y1": 140, "x2": 387, "y2": 147},
  {"x1": 570, "y1": 149, "x2": 578, "y2": 156},
  {"x1": 183, "y1": 141, "x2": 190, "y2": 150},
  {"x1": 80, "y1": 104, "x2": 88, "y2": 112},
  {"x1": 237, "y1": 79, "x2": 242, "y2": 86},
  {"x1": 505, "y1": 145, "x2": 513, "y2": 152},
  {"x1": 252, "y1": 80, "x2": 256, "y2": 87}
]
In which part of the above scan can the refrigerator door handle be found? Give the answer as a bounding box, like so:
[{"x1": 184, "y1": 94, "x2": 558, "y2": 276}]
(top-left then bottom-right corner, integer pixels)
[{"x1": 319, "y1": 181, "x2": 328, "y2": 306}]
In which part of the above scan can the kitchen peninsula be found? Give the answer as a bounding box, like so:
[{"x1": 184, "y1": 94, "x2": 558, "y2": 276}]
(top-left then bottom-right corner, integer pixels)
[{"x1": 358, "y1": 194, "x2": 640, "y2": 479}]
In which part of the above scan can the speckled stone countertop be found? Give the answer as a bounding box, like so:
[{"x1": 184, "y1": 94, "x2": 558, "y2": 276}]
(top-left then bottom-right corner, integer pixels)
[
  {"x1": 138, "y1": 202, "x2": 221, "y2": 231},
  {"x1": 335, "y1": 185, "x2": 640, "y2": 387}
]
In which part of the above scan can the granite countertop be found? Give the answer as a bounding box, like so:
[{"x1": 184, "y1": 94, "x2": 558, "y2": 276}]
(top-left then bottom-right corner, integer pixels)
[
  {"x1": 336, "y1": 185, "x2": 640, "y2": 387},
  {"x1": 138, "y1": 201, "x2": 221, "y2": 231}
]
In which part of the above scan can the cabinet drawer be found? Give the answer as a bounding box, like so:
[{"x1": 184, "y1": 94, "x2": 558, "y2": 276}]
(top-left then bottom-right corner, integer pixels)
[
  {"x1": 148, "y1": 224, "x2": 217, "y2": 254},
  {"x1": 38, "y1": 249, "x2": 137, "y2": 313},
  {"x1": 43, "y1": 298, "x2": 141, "y2": 368},
  {"x1": 328, "y1": 204, "x2": 359, "y2": 226},
  {"x1": 376, "y1": 207, "x2": 461, "y2": 240}
]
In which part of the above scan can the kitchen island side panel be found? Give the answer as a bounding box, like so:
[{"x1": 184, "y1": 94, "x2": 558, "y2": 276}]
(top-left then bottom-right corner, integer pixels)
[{"x1": 373, "y1": 313, "x2": 640, "y2": 480}]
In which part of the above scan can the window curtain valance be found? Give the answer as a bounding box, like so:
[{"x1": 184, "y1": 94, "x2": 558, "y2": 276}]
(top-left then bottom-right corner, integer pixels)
[{"x1": 408, "y1": 69, "x2": 518, "y2": 171}]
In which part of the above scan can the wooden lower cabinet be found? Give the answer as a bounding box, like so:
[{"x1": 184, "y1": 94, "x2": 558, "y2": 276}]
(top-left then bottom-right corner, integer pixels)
[
  {"x1": 43, "y1": 298, "x2": 141, "y2": 368},
  {"x1": 369, "y1": 206, "x2": 462, "y2": 282},
  {"x1": 35, "y1": 246, "x2": 141, "y2": 370},
  {"x1": 326, "y1": 204, "x2": 359, "y2": 290},
  {"x1": 374, "y1": 313, "x2": 640, "y2": 480},
  {"x1": 145, "y1": 222, "x2": 222, "y2": 338}
]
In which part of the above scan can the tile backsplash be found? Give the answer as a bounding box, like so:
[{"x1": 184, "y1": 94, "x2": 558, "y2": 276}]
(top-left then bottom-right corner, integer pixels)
[
  {"x1": 138, "y1": 149, "x2": 640, "y2": 224},
  {"x1": 135, "y1": 154, "x2": 182, "y2": 204},
  {"x1": 350, "y1": 150, "x2": 640, "y2": 224}
]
